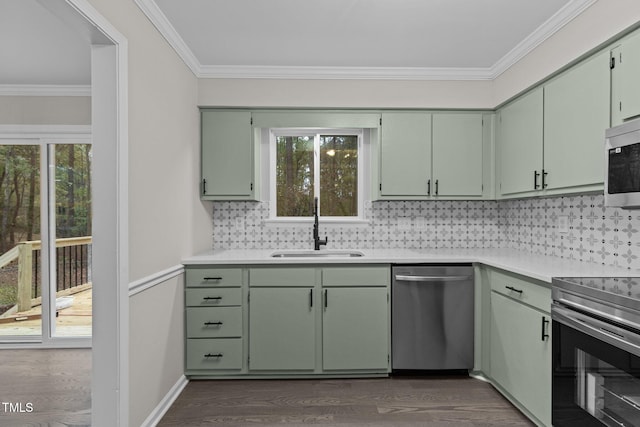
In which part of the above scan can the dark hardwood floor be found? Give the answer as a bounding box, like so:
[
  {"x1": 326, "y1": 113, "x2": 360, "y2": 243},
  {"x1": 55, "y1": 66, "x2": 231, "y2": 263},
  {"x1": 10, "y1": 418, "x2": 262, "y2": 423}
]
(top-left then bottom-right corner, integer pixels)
[
  {"x1": 159, "y1": 375, "x2": 534, "y2": 426},
  {"x1": 0, "y1": 349, "x2": 91, "y2": 427}
]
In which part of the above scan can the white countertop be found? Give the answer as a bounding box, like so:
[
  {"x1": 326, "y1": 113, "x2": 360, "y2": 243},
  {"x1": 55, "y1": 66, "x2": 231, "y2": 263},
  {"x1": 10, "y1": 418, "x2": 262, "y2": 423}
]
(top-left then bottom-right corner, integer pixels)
[{"x1": 182, "y1": 248, "x2": 640, "y2": 283}]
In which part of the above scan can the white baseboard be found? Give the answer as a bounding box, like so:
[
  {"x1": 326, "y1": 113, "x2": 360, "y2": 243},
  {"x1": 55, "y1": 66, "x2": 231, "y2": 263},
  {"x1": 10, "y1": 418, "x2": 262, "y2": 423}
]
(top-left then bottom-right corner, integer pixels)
[{"x1": 139, "y1": 375, "x2": 189, "y2": 427}]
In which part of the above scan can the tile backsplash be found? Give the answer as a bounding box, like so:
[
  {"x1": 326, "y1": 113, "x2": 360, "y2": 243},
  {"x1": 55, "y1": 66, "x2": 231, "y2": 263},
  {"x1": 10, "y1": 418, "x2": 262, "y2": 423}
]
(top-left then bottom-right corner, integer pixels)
[{"x1": 212, "y1": 193, "x2": 640, "y2": 270}]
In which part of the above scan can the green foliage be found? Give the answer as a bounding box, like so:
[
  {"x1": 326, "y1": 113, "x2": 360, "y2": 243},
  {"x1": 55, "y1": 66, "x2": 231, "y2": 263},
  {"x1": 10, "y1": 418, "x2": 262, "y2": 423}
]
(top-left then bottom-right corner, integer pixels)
[
  {"x1": 0, "y1": 144, "x2": 92, "y2": 254},
  {"x1": 275, "y1": 134, "x2": 358, "y2": 218}
]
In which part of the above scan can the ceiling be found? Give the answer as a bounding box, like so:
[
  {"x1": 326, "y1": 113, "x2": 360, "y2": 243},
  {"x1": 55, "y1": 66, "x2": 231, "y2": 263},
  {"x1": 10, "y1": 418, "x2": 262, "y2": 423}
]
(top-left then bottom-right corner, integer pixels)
[
  {"x1": 145, "y1": 0, "x2": 596, "y2": 80},
  {"x1": 0, "y1": 0, "x2": 92, "y2": 90},
  {"x1": 0, "y1": 0, "x2": 597, "y2": 93}
]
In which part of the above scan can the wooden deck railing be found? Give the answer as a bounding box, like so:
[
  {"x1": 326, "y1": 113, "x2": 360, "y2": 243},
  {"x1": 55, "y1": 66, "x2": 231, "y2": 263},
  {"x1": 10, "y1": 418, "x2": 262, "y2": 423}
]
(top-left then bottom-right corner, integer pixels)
[{"x1": 0, "y1": 237, "x2": 92, "y2": 312}]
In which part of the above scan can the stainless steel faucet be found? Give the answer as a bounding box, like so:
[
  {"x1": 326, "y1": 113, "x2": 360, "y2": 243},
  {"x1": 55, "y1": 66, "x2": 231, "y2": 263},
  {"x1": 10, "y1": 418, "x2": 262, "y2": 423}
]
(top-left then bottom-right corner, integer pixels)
[{"x1": 313, "y1": 197, "x2": 328, "y2": 250}]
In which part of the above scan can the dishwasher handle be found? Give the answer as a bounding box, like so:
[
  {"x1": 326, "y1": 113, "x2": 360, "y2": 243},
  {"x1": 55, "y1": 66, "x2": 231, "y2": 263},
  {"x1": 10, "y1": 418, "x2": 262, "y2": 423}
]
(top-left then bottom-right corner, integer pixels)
[{"x1": 394, "y1": 274, "x2": 472, "y2": 282}]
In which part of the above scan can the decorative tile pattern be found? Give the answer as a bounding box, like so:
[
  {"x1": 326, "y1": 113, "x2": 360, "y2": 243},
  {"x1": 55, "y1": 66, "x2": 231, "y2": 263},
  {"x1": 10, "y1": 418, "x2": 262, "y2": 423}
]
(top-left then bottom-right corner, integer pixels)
[
  {"x1": 211, "y1": 193, "x2": 640, "y2": 270},
  {"x1": 211, "y1": 200, "x2": 504, "y2": 251},
  {"x1": 500, "y1": 194, "x2": 640, "y2": 270}
]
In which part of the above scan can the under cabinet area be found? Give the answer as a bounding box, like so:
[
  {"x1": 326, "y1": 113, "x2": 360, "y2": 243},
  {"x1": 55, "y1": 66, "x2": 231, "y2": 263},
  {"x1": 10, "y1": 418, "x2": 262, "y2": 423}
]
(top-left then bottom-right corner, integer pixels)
[
  {"x1": 486, "y1": 268, "x2": 552, "y2": 427},
  {"x1": 185, "y1": 264, "x2": 390, "y2": 379}
]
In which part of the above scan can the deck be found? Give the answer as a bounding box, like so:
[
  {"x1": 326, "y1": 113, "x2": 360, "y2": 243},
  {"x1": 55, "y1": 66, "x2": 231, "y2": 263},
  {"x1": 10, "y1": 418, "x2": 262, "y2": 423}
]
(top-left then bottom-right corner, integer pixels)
[{"x1": 0, "y1": 285, "x2": 92, "y2": 337}]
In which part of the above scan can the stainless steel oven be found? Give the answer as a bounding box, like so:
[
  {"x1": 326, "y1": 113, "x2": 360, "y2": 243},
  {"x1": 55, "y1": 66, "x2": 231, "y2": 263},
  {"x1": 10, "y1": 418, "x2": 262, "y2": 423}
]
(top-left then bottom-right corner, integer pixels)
[{"x1": 552, "y1": 277, "x2": 640, "y2": 426}]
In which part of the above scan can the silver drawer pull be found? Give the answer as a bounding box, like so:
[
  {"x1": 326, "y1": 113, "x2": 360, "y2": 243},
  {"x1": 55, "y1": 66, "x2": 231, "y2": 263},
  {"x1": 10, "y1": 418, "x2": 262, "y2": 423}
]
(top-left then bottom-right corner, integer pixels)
[
  {"x1": 204, "y1": 353, "x2": 223, "y2": 358},
  {"x1": 395, "y1": 275, "x2": 471, "y2": 282},
  {"x1": 204, "y1": 321, "x2": 223, "y2": 326}
]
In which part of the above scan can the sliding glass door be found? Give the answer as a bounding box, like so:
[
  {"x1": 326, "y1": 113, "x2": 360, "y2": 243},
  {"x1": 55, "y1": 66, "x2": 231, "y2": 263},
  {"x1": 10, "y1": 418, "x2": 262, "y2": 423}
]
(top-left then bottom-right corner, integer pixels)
[{"x1": 0, "y1": 133, "x2": 92, "y2": 344}]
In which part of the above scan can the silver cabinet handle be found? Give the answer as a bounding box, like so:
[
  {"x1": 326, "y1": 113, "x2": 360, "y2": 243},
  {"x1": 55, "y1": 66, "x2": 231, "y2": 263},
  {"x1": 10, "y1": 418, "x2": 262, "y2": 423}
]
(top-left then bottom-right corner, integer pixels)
[{"x1": 394, "y1": 275, "x2": 471, "y2": 282}]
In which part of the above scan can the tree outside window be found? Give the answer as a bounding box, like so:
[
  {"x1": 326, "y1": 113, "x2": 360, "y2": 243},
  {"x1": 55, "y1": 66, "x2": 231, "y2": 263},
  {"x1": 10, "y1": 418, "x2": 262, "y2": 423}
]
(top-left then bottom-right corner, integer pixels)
[{"x1": 274, "y1": 131, "x2": 359, "y2": 218}]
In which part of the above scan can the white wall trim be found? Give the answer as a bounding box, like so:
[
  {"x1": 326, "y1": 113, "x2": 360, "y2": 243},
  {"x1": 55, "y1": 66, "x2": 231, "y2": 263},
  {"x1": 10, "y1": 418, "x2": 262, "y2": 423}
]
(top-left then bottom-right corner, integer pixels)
[
  {"x1": 490, "y1": 0, "x2": 598, "y2": 79},
  {"x1": 139, "y1": 375, "x2": 189, "y2": 427},
  {"x1": 198, "y1": 65, "x2": 495, "y2": 81},
  {"x1": 128, "y1": 265, "x2": 185, "y2": 297},
  {"x1": 134, "y1": 0, "x2": 201, "y2": 76},
  {"x1": 0, "y1": 84, "x2": 91, "y2": 97},
  {"x1": 137, "y1": 0, "x2": 595, "y2": 81},
  {"x1": 0, "y1": 124, "x2": 92, "y2": 139}
]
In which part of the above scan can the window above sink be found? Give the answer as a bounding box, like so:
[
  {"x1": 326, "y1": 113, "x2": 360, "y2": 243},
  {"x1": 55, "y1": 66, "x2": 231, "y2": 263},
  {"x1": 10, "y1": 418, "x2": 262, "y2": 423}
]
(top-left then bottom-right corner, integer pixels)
[{"x1": 262, "y1": 127, "x2": 372, "y2": 225}]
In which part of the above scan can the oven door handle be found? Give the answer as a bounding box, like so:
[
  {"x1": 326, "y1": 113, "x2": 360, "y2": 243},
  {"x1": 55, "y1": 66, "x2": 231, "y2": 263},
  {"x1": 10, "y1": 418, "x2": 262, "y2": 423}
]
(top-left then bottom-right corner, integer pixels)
[
  {"x1": 555, "y1": 295, "x2": 640, "y2": 332},
  {"x1": 552, "y1": 304, "x2": 640, "y2": 358}
]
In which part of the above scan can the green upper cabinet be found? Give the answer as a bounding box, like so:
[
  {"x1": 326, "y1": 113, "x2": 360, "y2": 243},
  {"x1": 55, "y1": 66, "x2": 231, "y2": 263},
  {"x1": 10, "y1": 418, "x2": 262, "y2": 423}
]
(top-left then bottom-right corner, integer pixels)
[
  {"x1": 543, "y1": 51, "x2": 610, "y2": 192},
  {"x1": 377, "y1": 111, "x2": 487, "y2": 200},
  {"x1": 201, "y1": 110, "x2": 258, "y2": 201},
  {"x1": 432, "y1": 113, "x2": 484, "y2": 197},
  {"x1": 379, "y1": 112, "x2": 432, "y2": 197},
  {"x1": 497, "y1": 87, "x2": 544, "y2": 197},
  {"x1": 498, "y1": 50, "x2": 609, "y2": 199},
  {"x1": 612, "y1": 30, "x2": 640, "y2": 125}
]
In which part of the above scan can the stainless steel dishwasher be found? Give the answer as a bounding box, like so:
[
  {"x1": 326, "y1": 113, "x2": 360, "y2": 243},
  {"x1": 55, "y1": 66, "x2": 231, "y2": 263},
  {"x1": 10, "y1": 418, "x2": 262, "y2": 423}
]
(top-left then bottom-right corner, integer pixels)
[{"x1": 392, "y1": 264, "x2": 474, "y2": 371}]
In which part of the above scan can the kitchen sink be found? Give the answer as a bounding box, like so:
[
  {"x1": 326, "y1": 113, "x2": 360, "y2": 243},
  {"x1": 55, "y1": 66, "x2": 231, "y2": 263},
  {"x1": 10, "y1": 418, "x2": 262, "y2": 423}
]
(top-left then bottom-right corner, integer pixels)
[{"x1": 270, "y1": 250, "x2": 365, "y2": 258}]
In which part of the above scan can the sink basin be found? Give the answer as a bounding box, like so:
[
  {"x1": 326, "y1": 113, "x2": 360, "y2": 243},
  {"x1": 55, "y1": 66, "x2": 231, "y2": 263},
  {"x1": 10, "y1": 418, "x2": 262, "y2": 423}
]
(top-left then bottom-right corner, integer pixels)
[{"x1": 271, "y1": 250, "x2": 365, "y2": 258}]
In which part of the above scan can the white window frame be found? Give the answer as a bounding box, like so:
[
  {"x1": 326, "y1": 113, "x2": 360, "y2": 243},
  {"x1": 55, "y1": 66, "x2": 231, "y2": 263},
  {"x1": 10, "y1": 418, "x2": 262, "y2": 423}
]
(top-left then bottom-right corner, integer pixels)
[{"x1": 267, "y1": 127, "x2": 367, "y2": 223}]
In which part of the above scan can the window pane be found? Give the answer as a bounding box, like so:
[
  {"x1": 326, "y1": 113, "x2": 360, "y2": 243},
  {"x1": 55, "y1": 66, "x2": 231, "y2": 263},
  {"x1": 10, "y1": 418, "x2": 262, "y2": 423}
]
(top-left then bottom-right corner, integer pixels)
[
  {"x1": 320, "y1": 135, "x2": 358, "y2": 217},
  {"x1": 54, "y1": 144, "x2": 92, "y2": 337},
  {"x1": 0, "y1": 145, "x2": 41, "y2": 336},
  {"x1": 276, "y1": 136, "x2": 314, "y2": 217}
]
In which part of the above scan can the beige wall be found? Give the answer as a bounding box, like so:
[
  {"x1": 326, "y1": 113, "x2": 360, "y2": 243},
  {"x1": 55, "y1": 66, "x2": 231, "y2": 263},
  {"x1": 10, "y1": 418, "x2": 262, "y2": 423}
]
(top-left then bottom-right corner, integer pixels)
[
  {"x1": 85, "y1": 0, "x2": 207, "y2": 425},
  {"x1": 0, "y1": 96, "x2": 91, "y2": 124},
  {"x1": 129, "y1": 275, "x2": 184, "y2": 427},
  {"x1": 89, "y1": 0, "x2": 209, "y2": 281},
  {"x1": 198, "y1": 78, "x2": 495, "y2": 109}
]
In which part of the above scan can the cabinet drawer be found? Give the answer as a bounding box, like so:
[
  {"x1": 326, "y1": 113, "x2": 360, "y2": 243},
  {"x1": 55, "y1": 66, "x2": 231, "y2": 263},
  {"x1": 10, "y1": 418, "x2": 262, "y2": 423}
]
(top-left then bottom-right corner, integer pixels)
[
  {"x1": 186, "y1": 338, "x2": 243, "y2": 371},
  {"x1": 185, "y1": 288, "x2": 242, "y2": 307},
  {"x1": 490, "y1": 269, "x2": 551, "y2": 313},
  {"x1": 323, "y1": 266, "x2": 389, "y2": 287},
  {"x1": 186, "y1": 307, "x2": 242, "y2": 338},
  {"x1": 185, "y1": 267, "x2": 242, "y2": 287},
  {"x1": 249, "y1": 267, "x2": 316, "y2": 287}
]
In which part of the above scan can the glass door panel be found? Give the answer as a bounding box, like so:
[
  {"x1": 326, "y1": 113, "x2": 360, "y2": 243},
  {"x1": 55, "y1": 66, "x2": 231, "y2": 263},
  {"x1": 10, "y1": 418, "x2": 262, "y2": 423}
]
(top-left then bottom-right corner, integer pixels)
[
  {"x1": 0, "y1": 145, "x2": 42, "y2": 337},
  {"x1": 53, "y1": 144, "x2": 92, "y2": 337}
]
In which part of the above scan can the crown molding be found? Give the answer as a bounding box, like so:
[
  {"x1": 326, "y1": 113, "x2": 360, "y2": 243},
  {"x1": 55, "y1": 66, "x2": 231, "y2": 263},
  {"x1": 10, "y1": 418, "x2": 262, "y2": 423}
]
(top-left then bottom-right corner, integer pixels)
[
  {"x1": 0, "y1": 84, "x2": 91, "y2": 96},
  {"x1": 198, "y1": 65, "x2": 495, "y2": 81},
  {"x1": 134, "y1": 0, "x2": 201, "y2": 76},
  {"x1": 139, "y1": 0, "x2": 596, "y2": 81},
  {"x1": 489, "y1": 0, "x2": 597, "y2": 79}
]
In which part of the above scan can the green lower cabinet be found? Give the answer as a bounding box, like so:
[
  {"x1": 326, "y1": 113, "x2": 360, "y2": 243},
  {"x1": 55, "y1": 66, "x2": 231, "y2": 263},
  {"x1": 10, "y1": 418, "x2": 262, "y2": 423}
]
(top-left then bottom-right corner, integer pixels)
[
  {"x1": 322, "y1": 287, "x2": 389, "y2": 371},
  {"x1": 248, "y1": 287, "x2": 316, "y2": 371},
  {"x1": 490, "y1": 291, "x2": 551, "y2": 426}
]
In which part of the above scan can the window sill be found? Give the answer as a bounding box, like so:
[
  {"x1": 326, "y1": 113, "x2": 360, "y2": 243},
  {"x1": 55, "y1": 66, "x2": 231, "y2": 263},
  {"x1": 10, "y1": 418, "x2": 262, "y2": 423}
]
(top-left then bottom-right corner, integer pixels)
[{"x1": 263, "y1": 218, "x2": 371, "y2": 227}]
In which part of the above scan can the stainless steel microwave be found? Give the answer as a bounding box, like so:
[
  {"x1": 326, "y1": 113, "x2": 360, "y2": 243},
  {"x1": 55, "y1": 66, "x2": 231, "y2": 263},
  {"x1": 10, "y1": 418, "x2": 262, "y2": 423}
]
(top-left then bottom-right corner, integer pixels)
[{"x1": 605, "y1": 118, "x2": 640, "y2": 209}]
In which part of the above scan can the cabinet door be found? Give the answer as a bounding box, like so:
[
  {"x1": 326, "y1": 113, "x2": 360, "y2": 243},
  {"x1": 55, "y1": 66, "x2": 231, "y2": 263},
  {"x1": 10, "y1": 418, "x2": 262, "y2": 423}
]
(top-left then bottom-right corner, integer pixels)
[
  {"x1": 379, "y1": 112, "x2": 432, "y2": 197},
  {"x1": 249, "y1": 287, "x2": 315, "y2": 371},
  {"x1": 491, "y1": 292, "x2": 551, "y2": 426},
  {"x1": 432, "y1": 113, "x2": 484, "y2": 197},
  {"x1": 544, "y1": 51, "x2": 610, "y2": 191},
  {"x1": 322, "y1": 287, "x2": 388, "y2": 371},
  {"x1": 617, "y1": 31, "x2": 640, "y2": 123},
  {"x1": 201, "y1": 110, "x2": 254, "y2": 199},
  {"x1": 498, "y1": 88, "x2": 543, "y2": 196}
]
